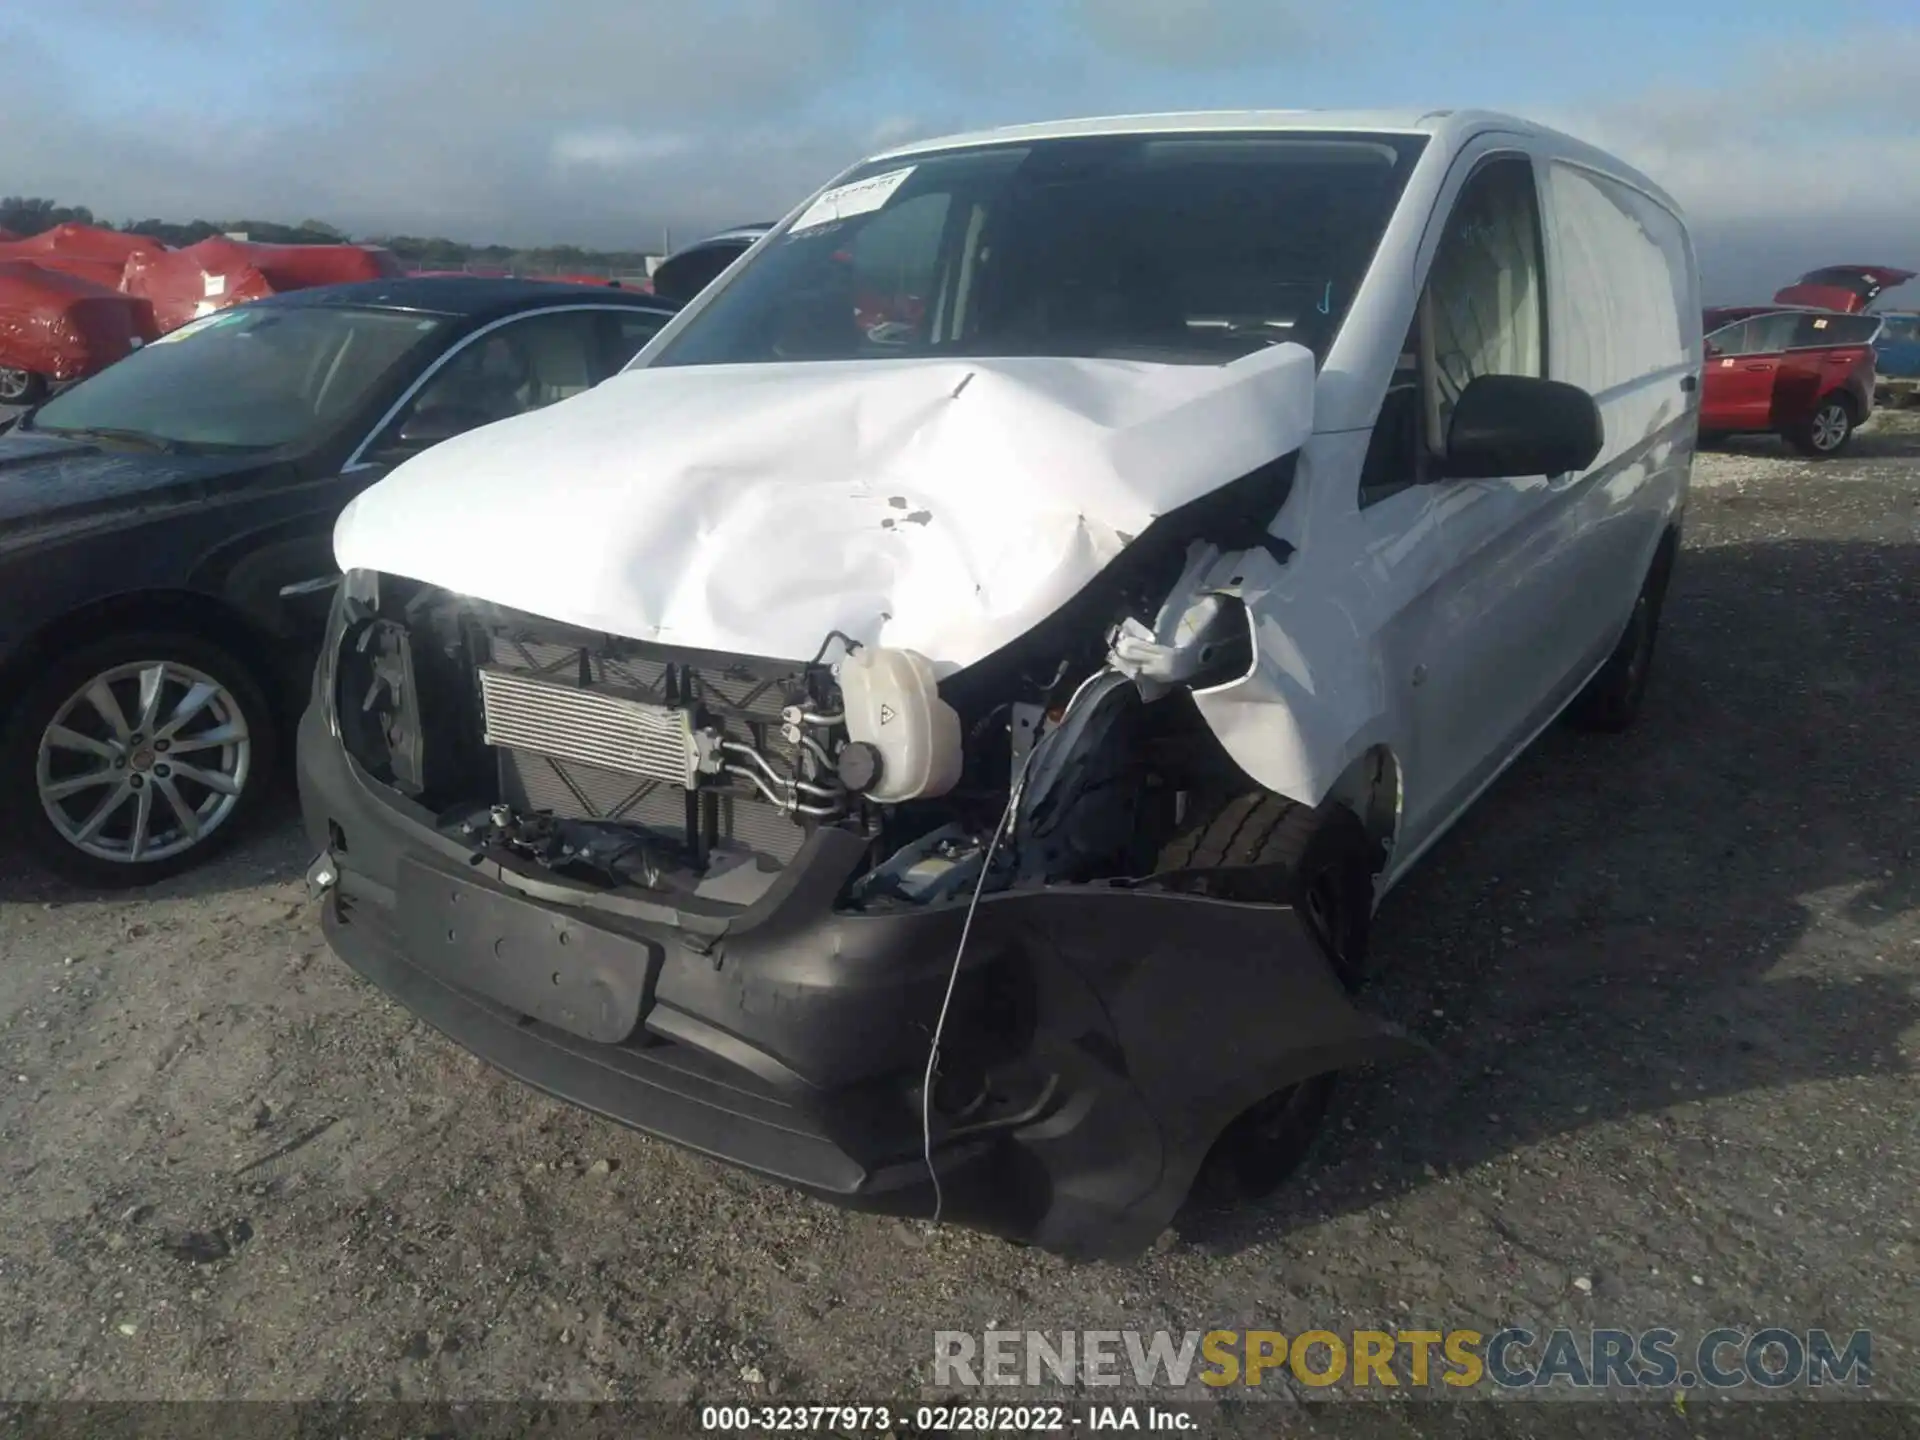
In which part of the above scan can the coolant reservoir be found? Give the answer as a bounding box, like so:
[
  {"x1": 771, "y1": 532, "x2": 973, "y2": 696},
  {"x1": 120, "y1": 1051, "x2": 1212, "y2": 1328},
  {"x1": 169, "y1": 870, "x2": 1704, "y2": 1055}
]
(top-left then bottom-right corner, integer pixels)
[{"x1": 838, "y1": 647, "x2": 963, "y2": 803}]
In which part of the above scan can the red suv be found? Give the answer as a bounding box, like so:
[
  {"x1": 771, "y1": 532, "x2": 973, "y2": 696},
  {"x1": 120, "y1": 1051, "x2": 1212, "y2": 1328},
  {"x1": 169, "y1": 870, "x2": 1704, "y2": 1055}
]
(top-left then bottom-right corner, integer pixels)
[{"x1": 1700, "y1": 307, "x2": 1882, "y2": 457}]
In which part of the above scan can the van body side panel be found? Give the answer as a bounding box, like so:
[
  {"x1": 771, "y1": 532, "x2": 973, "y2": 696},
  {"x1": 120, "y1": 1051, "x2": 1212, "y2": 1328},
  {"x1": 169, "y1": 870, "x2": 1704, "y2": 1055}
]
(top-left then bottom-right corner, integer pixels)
[
  {"x1": 1189, "y1": 136, "x2": 1697, "y2": 864},
  {"x1": 1534, "y1": 159, "x2": 1697, "y2": 655}
]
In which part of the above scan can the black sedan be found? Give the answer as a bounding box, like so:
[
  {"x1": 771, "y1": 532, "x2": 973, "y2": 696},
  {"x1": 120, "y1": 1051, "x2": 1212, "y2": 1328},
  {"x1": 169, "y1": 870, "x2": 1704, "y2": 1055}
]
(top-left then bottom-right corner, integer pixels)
[{"x1": 0, "y1": 278, "x2": 677, "y2": 885}]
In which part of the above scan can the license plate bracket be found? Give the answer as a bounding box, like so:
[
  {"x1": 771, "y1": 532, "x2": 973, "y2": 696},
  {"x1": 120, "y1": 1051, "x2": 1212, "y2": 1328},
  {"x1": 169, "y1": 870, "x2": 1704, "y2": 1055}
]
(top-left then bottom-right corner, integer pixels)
[{"x1": 396, "y1": 857, "x2": 657, "y2": 1044}]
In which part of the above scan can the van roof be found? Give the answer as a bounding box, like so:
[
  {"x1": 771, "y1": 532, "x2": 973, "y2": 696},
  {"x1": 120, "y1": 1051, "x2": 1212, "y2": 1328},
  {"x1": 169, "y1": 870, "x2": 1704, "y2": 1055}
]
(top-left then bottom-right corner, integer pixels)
[{"x1": 868, "y1": 109, "x2": 1682, "y2": 216}]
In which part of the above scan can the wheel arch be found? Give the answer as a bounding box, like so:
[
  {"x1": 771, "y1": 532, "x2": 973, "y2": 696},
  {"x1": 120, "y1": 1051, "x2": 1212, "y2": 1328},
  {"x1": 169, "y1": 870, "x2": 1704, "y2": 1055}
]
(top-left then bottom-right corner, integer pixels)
[
  {"x1": 1319, "y1": 742, "x2": 1402, "y2": 874},
  {"x1": 0, "y1": 589, "x2": 290, "y2": 726},
  {"x1": 1825, "y1": 386, "x2": 1863, "y2": 421},
  {"x1": 1649, "y1": 517, "x2": 1682, "y2": 591}
]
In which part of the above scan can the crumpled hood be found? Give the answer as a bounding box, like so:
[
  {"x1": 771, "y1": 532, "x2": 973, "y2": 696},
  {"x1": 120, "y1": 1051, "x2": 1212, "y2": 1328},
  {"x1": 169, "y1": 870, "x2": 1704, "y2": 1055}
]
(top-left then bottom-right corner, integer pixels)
[{"x1": 333, "y1": 345, "x2": 1315, "y2": 669}]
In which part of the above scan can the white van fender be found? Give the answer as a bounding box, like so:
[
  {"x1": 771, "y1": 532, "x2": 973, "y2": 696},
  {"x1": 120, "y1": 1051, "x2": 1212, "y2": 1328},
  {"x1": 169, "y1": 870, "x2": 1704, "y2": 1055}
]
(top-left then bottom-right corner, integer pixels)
[{"x1": 1111, "y1": 535, "x2": 1397, "y2": 816}]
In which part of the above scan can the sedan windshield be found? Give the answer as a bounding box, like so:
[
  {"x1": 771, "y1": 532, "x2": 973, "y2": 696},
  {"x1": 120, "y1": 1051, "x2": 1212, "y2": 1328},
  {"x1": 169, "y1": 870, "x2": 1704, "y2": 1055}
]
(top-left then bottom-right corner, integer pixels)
[
  {"x1": 650, "y1": 132, "x2": 1427, "y2": 370},
  {"x1": 29, "y1": 306, "x2": 448, "y2": 451}
]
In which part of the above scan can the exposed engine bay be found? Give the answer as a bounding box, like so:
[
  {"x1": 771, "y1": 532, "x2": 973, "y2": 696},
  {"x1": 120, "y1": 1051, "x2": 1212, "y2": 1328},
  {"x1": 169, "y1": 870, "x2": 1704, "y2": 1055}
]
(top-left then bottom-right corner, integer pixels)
[
  {"x1": 327, "y1": 519, "x2": 1263, "y2": 914},
  {"x1": 305, "y1": 453, "x2": 1421, "y2": 1261}
]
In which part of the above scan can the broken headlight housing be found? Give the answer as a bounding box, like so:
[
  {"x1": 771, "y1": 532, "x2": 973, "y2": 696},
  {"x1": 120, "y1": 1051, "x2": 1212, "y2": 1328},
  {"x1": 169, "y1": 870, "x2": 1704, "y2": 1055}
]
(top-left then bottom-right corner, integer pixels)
[{"x1": 316, "y1": 569, "x2": 381, "y2": 736}]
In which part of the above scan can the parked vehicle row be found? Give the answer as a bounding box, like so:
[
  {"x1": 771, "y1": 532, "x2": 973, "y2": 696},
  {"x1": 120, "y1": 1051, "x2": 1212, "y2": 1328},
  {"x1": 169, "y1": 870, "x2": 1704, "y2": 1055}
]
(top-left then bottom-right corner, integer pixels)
[
  {"x1": 0, "y1": 279, "x2": 676, "y2": 882},
  {"x1": 286, "y1": 109, "x2": 1700, "y2": 1257},
  {"x1": 0, "y1": 224, "x2": 403, "y2": 403}
]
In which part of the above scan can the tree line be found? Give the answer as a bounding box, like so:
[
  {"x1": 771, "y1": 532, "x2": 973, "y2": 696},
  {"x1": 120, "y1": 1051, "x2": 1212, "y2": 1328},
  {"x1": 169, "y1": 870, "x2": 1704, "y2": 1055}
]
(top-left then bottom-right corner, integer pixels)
[{"x1": 0, "y1": 196, "x2": 659, "y2": 273}]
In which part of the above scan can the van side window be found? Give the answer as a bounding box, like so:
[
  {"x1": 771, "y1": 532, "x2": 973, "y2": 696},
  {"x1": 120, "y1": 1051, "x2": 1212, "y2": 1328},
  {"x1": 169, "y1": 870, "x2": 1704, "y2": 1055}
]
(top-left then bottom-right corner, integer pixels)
[
  {"x1": 1542, "y1": 163, "x2": 1690, "y2": 396},
  {"x1": 1359, "y1": 155, "x2": 1545, "y2": 507},
  {"x1": 1421, "y1": 156, "x2": 1545, "y2": 453},
  {"x1": 1358, "y1": 319, "x2": 1424, "y2": 506}
]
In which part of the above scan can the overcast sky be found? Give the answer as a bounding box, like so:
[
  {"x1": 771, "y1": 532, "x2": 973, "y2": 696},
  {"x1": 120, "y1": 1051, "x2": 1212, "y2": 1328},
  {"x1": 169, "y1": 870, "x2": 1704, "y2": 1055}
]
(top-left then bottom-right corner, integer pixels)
[{"x1": 5, "y1": 0, "x2": 1917, "y2": 303}]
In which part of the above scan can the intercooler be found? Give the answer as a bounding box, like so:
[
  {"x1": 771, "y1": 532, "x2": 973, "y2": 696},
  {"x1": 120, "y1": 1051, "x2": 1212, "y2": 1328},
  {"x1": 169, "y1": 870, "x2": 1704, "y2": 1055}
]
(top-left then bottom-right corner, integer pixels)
[{"x1": 482, "y1": 633, "x2": 813, "y2": 863}]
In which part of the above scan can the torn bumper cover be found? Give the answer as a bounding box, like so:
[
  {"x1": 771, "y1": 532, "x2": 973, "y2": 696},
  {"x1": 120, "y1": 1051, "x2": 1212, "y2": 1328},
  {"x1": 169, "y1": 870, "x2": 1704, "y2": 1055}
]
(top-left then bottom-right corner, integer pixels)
[{"x1": 298, "y1": 702, "x2": 1415, "y2": 1259}]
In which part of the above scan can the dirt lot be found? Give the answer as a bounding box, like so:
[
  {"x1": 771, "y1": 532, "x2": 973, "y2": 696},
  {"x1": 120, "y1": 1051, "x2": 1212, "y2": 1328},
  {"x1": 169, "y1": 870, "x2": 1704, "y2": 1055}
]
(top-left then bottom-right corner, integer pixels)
[{"x1": 1, "y1": 412, "x2": 1916, "y2": 1418}]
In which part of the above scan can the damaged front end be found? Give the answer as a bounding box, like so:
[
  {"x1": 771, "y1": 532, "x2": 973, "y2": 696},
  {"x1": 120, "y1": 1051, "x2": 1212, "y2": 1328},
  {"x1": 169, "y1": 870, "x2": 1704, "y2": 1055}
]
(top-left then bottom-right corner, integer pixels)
[{"x1": 298, "y1": 466, "x2": 1415, "y2": 1258}]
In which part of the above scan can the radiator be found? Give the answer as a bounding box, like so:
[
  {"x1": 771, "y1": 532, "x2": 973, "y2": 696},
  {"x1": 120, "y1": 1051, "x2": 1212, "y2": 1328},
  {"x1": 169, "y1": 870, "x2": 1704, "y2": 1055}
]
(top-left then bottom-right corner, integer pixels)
[
  {"x1": 478, "y1": 666, "x2": 709, "y2": 787},
  {"x1": 481, "y1": 633, "x2": 812, "y2": 863}
]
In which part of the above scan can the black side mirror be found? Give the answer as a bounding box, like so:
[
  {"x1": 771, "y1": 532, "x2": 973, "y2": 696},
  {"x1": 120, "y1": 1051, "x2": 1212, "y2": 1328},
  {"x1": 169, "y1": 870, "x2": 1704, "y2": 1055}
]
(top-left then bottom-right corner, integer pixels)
[
  {"x1": 385, "y1": 403, "x2": 495, "y2": 456},
  {"x1": 1442, "y1": 374, "x2": 1603, "y2": 480}
]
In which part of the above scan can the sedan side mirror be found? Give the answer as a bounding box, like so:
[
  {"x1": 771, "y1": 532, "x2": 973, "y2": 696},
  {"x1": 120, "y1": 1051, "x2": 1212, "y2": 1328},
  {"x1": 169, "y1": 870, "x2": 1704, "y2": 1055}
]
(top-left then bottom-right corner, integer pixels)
[
  {"x1": 387, "y1": 401, "x2": 495, "y2": 451},
  {"x1": 1442, "y1": 374, "x2": 1604, "y2": 480}
]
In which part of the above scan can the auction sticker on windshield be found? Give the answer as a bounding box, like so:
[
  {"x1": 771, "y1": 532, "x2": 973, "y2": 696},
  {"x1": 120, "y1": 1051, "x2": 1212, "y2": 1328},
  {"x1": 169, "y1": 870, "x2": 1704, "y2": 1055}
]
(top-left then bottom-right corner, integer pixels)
[{"x1": 791, "y1": 166, "x2": 915, "y2": 233}]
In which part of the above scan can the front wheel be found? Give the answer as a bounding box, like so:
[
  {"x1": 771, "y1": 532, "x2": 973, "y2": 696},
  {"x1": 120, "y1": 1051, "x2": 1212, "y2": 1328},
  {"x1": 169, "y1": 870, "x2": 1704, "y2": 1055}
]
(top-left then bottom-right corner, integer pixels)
[
  {"x1": 1788, "y1": 395, "x2": 1854, "y2": 457},
  {"x1": 0, "y1": 367, "x2": 47, "y2": 407},
  {"x1": 2, "y1": 631, "x2": 278, "y2": 886},
  {"x1": 1159, "y1": 794, "x2": 1378, "y2": 1202}
]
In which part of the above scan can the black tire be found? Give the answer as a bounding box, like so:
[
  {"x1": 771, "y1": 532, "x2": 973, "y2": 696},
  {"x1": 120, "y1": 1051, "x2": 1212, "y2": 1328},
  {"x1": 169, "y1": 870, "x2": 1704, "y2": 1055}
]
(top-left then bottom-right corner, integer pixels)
[
  {"x1": 1786, "y1": 393, "x2": 1854, "y2": 457},
  {"x1": 1696, "y1": 430, "x2": 1727, "y2": 450},
  {"x1": 0, "y1": 366, "x2": 47, "y2": 407},
  {"x1": 1, "y1": 630, "x2": 277, "y2": 887},
  {"x1": 1565, "y1": 538, "x2": 1676, "y2": 734},
  {"x1": 1160, "y1": 793, "x2": 1377, "y2": 1202}
]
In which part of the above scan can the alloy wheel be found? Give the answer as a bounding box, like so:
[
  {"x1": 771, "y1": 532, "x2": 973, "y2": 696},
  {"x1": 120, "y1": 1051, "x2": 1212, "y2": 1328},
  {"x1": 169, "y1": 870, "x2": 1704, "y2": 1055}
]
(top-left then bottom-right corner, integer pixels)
[
  {"x1": 0, "y1": 367, "x2": 32, "y2": 404},
  {"x1": 1810, "y1": 403, "x2": 1850, "y2": 452},
  {"x1": 35, "y1": 660, "x2": 252, "y2": 864}
]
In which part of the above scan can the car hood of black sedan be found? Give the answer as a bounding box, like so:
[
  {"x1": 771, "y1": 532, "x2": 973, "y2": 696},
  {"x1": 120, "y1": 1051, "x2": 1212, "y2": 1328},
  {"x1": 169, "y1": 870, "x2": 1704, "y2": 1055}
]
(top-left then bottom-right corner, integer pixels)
[{"x1": 0, "y1": 428, "x2": 276, "y2": 540}]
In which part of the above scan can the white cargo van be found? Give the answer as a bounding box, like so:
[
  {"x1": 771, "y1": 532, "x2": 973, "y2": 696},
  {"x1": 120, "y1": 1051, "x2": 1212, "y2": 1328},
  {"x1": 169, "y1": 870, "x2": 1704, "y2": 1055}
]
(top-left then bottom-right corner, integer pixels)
[{"x1": 303, "y1": 110, "x2": 1700, "y2": 1258}]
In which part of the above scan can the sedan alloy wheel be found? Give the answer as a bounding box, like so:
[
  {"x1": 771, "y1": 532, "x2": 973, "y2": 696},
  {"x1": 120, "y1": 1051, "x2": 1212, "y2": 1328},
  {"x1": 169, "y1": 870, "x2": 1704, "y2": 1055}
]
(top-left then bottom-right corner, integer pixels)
[{"x1": 35, "y1": 659, "x2": 253, "y2": 865}]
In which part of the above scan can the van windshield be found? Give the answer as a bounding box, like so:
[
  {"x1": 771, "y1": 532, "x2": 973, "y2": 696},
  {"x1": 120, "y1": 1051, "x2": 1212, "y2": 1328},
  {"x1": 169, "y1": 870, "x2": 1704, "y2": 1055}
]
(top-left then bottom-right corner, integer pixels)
[{"x1": 650, "y1": 132, "x2": 1427, "y2": 370}]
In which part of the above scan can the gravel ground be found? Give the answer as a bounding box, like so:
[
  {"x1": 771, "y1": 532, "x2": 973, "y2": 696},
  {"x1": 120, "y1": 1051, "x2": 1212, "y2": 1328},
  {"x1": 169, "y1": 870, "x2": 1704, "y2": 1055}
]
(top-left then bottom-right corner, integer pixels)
[{"x1": 1, "y1": 412, "x2": 1916, "y2": 1423}]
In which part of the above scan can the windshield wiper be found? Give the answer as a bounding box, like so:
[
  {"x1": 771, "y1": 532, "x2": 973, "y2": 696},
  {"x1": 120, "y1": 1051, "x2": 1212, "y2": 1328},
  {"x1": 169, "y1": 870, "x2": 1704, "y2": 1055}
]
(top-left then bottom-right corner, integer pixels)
[{"x1": 35, "y1": 426, "x2": 180, "y2": 454}]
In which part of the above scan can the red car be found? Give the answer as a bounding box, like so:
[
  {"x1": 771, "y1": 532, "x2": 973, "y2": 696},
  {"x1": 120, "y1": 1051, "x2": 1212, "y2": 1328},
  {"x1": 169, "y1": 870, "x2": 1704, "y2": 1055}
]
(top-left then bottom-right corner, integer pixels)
[
  {"x1": 1699, "y1": 263, "x2": 1912, "y2": 457},
  {"x1": 1772, "y1": 263, "x2": 1914, "y2": 314},
  {"x1": 1701, "y1": 307, "x2": 1882, "y2": 457}
]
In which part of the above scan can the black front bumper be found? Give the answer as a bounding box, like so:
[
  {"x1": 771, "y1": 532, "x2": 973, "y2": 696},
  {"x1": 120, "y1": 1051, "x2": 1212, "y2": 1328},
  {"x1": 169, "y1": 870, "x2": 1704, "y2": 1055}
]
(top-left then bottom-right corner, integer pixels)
[{"x1": 297, "y1": 701, "x2": 1415, "y2": 1259}]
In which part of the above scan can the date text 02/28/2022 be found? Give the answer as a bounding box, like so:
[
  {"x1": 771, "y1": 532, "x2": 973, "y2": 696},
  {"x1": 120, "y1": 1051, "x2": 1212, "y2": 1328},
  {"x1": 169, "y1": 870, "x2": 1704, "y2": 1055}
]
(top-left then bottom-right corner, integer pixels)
[{"x1": 698, "y1": 1403, "x2": 1195, "y2": 1431}]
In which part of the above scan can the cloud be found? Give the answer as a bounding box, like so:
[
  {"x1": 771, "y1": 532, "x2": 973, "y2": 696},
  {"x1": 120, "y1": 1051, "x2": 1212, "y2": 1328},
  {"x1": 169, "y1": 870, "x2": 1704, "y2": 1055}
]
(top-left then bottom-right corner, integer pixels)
[
  {"x1": 3, "y1": 0, "x2": 1915, "y2": 303},
  {"x1": 551, "y1": 131, "x2": 695, "y2": 171},
  {"x1": 1068, "y1": 0, "x2": 1327, "y2": 69},
  {"x1": 1548, "y1": 29, "x2": 1920, "y2": 300}
]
